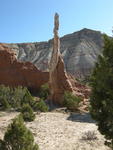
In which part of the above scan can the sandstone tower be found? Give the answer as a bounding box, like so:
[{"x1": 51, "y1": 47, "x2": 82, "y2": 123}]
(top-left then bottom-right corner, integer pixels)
[{"x1": 49, "y1": 13, "x2": 74, "y2": 105}]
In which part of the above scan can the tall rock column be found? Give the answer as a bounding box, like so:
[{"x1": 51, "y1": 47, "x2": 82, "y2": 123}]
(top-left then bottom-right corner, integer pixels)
[{"x1": 49, "y1": 13, "x2": 74, "y2": 105}]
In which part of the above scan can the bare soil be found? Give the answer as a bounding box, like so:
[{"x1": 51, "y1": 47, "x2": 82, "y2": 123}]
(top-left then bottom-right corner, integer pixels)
[{"x1": 0, "y1": 111, "x2": 111, "y2": 150}]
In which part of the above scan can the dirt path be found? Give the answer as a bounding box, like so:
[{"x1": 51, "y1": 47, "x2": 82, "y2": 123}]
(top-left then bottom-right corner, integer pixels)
[{"x1": 0, "y1": 111, "x2": 110, "y2": 150}]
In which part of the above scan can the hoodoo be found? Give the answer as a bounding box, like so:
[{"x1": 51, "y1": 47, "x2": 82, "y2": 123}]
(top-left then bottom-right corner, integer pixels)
[
  {"x1": 49, "y1": 13, "x2": 90, "y2": 106},
  {"x1": 49, "y1": 13, "x2": 74, "y2": 104}
]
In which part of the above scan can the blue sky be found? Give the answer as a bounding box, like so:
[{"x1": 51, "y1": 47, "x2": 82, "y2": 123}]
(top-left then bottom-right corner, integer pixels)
[{"x1": 0, "y1": 0, "x2": 113, "y2": 43}]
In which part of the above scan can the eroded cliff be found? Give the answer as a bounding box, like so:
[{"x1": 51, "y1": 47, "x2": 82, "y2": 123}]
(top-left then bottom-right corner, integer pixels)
[
  {"x1": 6, "y1": 28, "x2": 104, "y2": 78},
  {"x1": 0, "y1": 44, "x2": 49, "y2": 91}
]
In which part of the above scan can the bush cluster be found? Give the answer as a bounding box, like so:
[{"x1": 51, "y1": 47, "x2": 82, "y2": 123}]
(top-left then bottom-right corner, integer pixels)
[
  {"x1": 38, "y1": 83, "x2": 50, "y2": 100},
  {"x1": 63, "y1": 91, "x2": 81, "y2": 111},
  {"x1": 32, "y1": 99, "x2": 49, "y2": 112},
  {"x1": 0, "y1": 85, "x2": 34, "y2": 110},
  {"x1": 0, "y1": 85, "x2": 49, "y2": 122},
  {"x1": 0, "y1": 85, "x2": 49, "y2": 112},
  {"x1": 0, "y1": 84, "x2": 50, "y2": 149}
]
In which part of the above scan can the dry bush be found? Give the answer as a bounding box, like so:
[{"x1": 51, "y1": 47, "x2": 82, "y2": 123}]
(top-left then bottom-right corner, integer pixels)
[{"x1": 81, "y1": 130, "x2": 98, "y2": 141}]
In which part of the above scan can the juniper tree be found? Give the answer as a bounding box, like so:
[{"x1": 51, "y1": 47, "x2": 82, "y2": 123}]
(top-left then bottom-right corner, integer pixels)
[
  {"x1": 90, "y1": 34, "x2": 113, "y2": 148},
  {"x1": 21, "y1": 104, "x2": 35, "y2": 122},
  {"x1": 0, "y1": 115, "x2": 39, "y2": 150}
]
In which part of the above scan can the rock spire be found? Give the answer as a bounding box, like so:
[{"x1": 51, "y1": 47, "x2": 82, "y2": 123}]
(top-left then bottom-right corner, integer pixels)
[{"x1": 49, "y1": 13, "x2": 74, "y2": 104}]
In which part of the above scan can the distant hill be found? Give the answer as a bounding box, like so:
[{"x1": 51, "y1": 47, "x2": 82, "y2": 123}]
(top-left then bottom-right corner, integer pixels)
[{"x1": 7, "y1": 28, "x2": 104, "y2": 78}]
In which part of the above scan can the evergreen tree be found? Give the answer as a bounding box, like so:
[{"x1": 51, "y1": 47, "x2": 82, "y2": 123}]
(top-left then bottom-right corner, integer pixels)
[
  {"x1": 21, "y1": 104, "x2": 35, "y2": 122},
  {"x1": 0, "y1": 97, "x2": 10, "y2": 110},
  {"x1": 38, "y1": 83, "x2": 50, "y2": 100},
  {"x1": 90, "y1": 34, "x2": 113, "y2": 148},
  {"x1": 63, "y1": 91, "x2": 81, "y2": 111},
  {"x1": 21, "y1": 87, "x2": 34, "y2": 106},
  {"x1": 32, "y1": 99, "x2": 49, "y2": 112},
  {"x1": 0, "y1": 115, "x2": 39, "y2": 150}
]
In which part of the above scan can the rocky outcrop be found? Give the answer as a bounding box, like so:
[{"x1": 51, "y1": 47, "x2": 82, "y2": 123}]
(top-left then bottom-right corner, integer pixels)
[
  {"x1": 0, "y1": 44, "x2": 49, "y2": 91},
  {"x1": 6, "y1": 28, "x2": 104, "y2": 78},
  {"x1": 0, "y1": 41, "x2": 90, "y2": 107},
  {"x1": 49, "y1": 13, "x2": 74, "y2": 104},
  {"x1": 49, "y1": 14, "x2": 90, "y2": 105}
]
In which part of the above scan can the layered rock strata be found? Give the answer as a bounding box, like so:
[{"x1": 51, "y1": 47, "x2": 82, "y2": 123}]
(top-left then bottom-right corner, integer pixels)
[
  {"x1": 0, "y1": 44, "x2": 49, "y2": 90},
  {"x1": 7, "y1": 28, "x2": 104, "y2": 78}
]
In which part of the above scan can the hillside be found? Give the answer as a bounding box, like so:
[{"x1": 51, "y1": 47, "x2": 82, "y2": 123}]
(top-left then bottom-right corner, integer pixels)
[{"x1": 7, "y1": 28, "x2": 104, "y2": 78}]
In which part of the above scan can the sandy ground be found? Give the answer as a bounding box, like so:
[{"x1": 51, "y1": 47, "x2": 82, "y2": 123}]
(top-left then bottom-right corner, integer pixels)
[{"x1": 0, "y1": 111, "x2": 111, "y2": 150}]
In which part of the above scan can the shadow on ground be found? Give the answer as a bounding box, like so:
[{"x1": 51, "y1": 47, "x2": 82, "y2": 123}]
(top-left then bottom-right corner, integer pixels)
[
  {"x1": 46, "y1": 100, "x2": 95, "y2": 123},
  {"x1": 67, "y1": 112, "x2": 96, "y2": 123}
]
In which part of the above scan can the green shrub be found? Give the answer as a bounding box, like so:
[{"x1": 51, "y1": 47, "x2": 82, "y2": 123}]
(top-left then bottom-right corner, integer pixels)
[
  {"x1": 0, "y1": 85, "x2": 49, "y2": 113},
  {"x1": 12, "y1": 86, "x2": 34, "y2": 109},
  {"x1": 0, "y1": 115, "x2": 39, "y2": 150},
  {"x1": 32, "y1": 99, "x2": 49, "y2": 112},
  {"x1": 0, "y1": 139, "x2": 7, "y2": 150},
  {"x1": 90, "y1": 34, "x2": 113, "y2": 149},
  {"x1": 21, "y1": 104, "x2": 35, "y2": 122},
  {"x1": 11, "y1": 86, "x2": 25, "y2": 108},
  {"x1": 0, "y1": 85, "x2": 12, "y2": 110},
  {"x1": 38, "y1": 83, "x2": 50, "y2": 99},
  {"x1": 0, "y1": 97, "x2": 10, "y2": 110},
  {"x1": 0, "y1": 85, "x2": 35, "y2": 111},
  {"x1": 63, "y1": 91, "x2": 81, "y2": 111},
  {"x1": 21, "y1": 88, "x2": 34, "y2": 106}
]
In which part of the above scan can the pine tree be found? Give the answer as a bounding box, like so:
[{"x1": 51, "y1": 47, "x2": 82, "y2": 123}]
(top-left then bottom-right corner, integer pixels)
[
  {"x1": 0, "y1": 115, "x2": 39, "y2": 150},
  {"x1": 90, "y1": 34, "x2": 113, "y2": 148}
]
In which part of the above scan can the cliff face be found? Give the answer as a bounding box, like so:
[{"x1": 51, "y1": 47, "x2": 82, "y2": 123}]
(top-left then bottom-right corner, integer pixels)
[
  {"x1": 0, "y1": 44, "x2": 49, "y2": 91},
  {"x1": 0, "y1": 43, "x2": 89, "y2": 104},
  {"x1": 7, "y1": 28, "x2": 104, "y2": 78}
]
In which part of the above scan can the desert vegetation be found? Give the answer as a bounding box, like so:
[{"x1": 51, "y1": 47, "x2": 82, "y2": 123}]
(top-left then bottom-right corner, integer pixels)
[
  {"x1": 81, "y1": 130, "x2": 98, "y2": 141},
  {"x1": 20, "y1": 104, "x2": 36, "y2": 122},
  {"x1": 32, "y1": 99, "x2": 49, "y2": 112},
  {"x1": 90, "y1": 34, "x2": 113, "y2": 149},
  {"x1": 63, "y1": 91, "x2": 82, "y2": 111},
  {"x1": 38, "y1": 83, "x2": 50, "y2": 100},
  {"x1": 0, "y1": 85, "x2": 49, "y2": 112},
  {"x1": 0, "y1": 85, "x2": 47, "y2": 149},
  {"x1": 0, "y1": 115, "x2": 39, "y2": 150}
]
